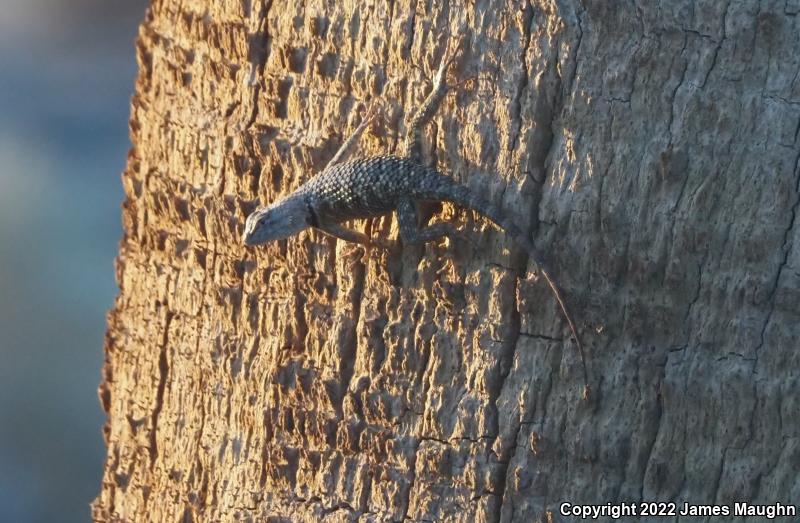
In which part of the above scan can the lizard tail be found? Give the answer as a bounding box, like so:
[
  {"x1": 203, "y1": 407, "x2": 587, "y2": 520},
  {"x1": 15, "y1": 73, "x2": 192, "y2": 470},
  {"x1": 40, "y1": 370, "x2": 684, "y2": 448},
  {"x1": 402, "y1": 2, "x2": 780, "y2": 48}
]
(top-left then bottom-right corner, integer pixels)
[{"x1": 440, "y1": 182, "x2": 590, "y2": 399}]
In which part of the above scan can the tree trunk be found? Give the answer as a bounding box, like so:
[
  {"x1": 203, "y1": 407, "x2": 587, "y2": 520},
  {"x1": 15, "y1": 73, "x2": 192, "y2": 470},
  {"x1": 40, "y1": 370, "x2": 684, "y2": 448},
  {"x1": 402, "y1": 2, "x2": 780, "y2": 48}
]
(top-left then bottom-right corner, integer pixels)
[{"x1": 94, "y1": 0, "x2": 800, "y2": 521}]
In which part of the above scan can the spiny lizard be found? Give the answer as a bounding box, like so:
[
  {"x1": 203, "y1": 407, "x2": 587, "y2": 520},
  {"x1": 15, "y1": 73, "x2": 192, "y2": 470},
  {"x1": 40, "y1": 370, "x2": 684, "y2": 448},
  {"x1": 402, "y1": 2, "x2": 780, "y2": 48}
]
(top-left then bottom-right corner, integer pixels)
[{"x1": 243, "y1": 38, "x2": 589, "y2": 396}]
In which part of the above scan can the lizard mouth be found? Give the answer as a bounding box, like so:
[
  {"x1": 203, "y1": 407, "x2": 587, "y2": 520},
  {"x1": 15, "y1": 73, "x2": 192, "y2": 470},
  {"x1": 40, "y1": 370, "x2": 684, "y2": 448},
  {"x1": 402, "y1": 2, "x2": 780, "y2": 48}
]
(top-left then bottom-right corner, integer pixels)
[
  {"x1": 242, "y1": 212, "x2": 262, "y2": 246},
  {"x1": 242, "y1": 225, "x2": 257, "y2": 246},
  {"x1": 242, "y1": 232, "x2": 258, "y2": 246}
]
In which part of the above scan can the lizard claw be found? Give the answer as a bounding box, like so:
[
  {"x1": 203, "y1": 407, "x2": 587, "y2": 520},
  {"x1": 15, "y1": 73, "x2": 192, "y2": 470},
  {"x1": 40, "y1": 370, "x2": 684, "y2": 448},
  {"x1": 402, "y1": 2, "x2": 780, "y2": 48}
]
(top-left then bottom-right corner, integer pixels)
[
  {"x1": 361, "y1": 102, "x2": 381, "y2": 126},
  {"x1": 374, "y1": 238, "x2": 400, "y2": 254},
  {"x1": 354, "y1": 102, "x2": 381, "y2": 135}
]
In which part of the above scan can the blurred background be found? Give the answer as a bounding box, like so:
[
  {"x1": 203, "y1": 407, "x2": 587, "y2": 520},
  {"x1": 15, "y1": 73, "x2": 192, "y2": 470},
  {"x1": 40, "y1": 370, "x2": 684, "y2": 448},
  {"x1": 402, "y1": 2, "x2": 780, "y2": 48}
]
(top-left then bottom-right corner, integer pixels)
[{"x1": 0, "y1": 1, "x2": 147, "y2": 520}]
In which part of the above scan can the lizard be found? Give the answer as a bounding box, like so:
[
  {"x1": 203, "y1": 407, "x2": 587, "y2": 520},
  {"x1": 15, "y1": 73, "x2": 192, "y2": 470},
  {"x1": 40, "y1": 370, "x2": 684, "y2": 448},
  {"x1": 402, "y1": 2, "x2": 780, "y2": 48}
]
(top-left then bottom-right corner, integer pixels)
[{"x1": 242, "y1": 38, "x2": 589, "y2": 396}]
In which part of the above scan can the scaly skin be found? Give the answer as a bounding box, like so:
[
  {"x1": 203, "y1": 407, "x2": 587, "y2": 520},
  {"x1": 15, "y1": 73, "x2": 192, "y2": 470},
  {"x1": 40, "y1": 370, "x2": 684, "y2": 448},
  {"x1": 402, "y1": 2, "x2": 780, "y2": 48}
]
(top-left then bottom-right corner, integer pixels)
[{"x1": 242, "y1": 37, "x2": 589, "y2": 397}]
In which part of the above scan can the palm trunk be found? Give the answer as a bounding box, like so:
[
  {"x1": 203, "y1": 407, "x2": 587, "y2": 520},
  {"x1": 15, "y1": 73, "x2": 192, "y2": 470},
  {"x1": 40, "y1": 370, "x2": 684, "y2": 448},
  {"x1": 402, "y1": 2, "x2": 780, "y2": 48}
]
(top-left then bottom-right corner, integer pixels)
[{"x1": 94, "y1": 1, "x2": 800, "y2": 521}]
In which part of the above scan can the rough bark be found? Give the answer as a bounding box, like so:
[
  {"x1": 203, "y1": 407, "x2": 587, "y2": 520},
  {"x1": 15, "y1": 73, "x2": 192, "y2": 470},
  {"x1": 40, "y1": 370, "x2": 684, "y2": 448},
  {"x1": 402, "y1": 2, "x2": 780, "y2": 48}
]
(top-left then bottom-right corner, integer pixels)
[{"x1": 94, "y1": 0, "x2": 800, "y2": 521}]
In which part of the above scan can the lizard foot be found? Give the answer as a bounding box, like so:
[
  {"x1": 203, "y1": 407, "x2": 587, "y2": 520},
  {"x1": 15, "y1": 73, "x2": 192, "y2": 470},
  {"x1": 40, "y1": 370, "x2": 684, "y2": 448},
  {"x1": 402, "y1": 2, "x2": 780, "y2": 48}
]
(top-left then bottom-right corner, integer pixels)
[{"x1": 359, "y1": 101, "x2": 382, "y2": 130}]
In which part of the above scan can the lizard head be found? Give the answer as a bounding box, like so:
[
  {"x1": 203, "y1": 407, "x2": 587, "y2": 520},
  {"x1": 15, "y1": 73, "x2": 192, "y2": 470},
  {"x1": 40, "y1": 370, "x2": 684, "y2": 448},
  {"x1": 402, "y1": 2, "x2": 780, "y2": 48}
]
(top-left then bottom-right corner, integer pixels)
[{"x1": 242, "y1": 196, "x2": 311, "y2": 246}]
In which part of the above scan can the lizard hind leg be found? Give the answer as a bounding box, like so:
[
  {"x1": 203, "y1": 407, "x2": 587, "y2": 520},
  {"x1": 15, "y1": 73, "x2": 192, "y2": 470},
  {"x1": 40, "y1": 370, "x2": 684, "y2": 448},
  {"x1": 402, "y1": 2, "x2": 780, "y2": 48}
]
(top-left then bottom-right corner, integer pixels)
[
  {"x1": 397, "y1": 198, "x2": 461, "y2": 245},
  {"x1": 403, "y1": 34, "x2": 465, "y2": 162}
]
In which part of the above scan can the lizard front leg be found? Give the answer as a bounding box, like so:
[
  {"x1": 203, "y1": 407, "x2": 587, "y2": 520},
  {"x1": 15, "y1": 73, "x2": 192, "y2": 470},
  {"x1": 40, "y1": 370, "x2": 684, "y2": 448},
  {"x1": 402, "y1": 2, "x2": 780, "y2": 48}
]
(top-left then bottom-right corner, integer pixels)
[
  {"x1": 315, "y1": 220, "x2": 396, "y2": 250},
  {"x1": 324, "y1": 103, "x2": 380, "y2": 170}
]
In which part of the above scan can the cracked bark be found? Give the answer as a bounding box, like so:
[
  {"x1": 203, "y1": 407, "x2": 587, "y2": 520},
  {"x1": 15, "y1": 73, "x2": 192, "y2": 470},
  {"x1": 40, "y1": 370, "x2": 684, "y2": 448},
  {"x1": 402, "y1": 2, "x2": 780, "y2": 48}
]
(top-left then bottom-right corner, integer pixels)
[{"x1": 95, "y1": 1, "x2": 800, "y2": 521}]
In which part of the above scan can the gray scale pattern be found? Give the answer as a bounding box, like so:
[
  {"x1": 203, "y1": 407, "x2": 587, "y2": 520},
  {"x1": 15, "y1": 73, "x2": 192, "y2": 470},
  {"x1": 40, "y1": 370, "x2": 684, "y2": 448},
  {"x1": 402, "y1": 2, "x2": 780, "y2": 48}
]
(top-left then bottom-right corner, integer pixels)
[{"x1": 298, "y1": 155, "x2": 453, "y2": 222}]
